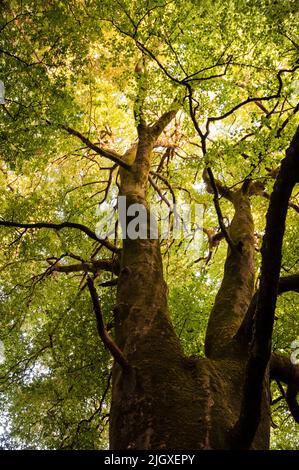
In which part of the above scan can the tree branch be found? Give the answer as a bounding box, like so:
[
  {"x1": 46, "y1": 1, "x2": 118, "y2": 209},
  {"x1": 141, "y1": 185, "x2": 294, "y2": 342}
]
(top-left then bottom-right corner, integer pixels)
[
  {"x1": 270, "y1": 353, "x2": 299, "y2": 423},
  {"x1": 0, "y1": 48, "x2": 31, "y2": 66},
  {"x1": 0, "y1": 12, "x2": 31, "y2": 34},
  {"x1": 276, "y1": 102, "x2": 299, "y2": 138},
  {"x1": 150, "y1": 109, "x2": 178, "y2": 140},
  {"x1": 202, "y1": 168, "x2": 233, "y2": 201},
  {"x1": 0, "y1": 220, "x2": 120, "y2": 253},
  {"x1": 134, "y1": 56, "x2": 147, "y2": 132},
  {"x1": 148, "y1": 175, "x2": 171, "y2": 208},
  {"x1": 47, "y1": 121, "x2": 131, "y2": 171},
  {"x1": 206, "y1": 66, "x2": 299, "y2": 127},
  {"x1": 260, "y1": 190, "x2": 299, "y2": 214},
  {"x1": 236, "y1": 274, "x2": 299, "y2": 343},
  {"x1": 86, "y1": 277, "x2": 129, "y2": 370},
  {"x1": 49, "y1": 259, "x2": 120, "y2": 276},
  {"x1": 202, "y1": 168, "x2": 235, "y2": 251},
  {"x1": 150, "y1": 171, "x2": 176, "y2": 206},
  {"x1": 232, "y1": 125, "x2": 299, "y2": 449}
]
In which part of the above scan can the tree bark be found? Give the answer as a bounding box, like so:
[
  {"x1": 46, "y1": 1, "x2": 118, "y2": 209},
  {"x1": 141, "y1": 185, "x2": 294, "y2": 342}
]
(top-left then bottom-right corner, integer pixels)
[
  {"x1": 205, "y1": 188, "x2": 255, "y2": 359},
  {"x1": 233, "y1": 125, "x2": 299, "y2": 448},
  {"x1": 108, "y1": 126, "x2": 271, "y2": 449},
  {"x1": 108, "y1": 125, "x2": 299, "y2": 450},
  {"x1": 110, "y1": 127, "x2": 201, "y2": 449}
]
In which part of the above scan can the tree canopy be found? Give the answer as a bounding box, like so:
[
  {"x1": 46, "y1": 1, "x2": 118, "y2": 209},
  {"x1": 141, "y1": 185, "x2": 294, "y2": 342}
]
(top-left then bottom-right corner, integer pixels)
[{"x1": 0, "y1": 0, "x2": 298, "y2": 450}]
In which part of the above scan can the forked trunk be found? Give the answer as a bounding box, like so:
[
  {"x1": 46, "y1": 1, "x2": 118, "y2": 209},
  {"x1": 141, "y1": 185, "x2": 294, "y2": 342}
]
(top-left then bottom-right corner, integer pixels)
[{"x1": 109, "y1": 136, "x2": 270, "y2": 450}]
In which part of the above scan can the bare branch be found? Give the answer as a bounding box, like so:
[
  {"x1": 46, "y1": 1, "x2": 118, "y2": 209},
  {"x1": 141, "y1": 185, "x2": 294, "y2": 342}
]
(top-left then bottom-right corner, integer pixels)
[
  {"x1": 270, "y1": 353, "x2": 299, "y2": 424},
  {"x1": 49, "y1": 259, "x2": 120, "y2": 276},
  {"x1": 148, "y1": 175, "x2": 171, "y2": 208},
  {"x1": 276, "y1": 102, "x2": 299, "y2": 138},
  {"x1": 150, "y1": 171, "x2": 176, "y2": 206},
  {"x1": 237, "y1": 274, "x2": 299, "y2": 343},
  {"x1": 184, "y1": 57, "x2": 232, "y2": 84},
  {"x1": 193, "y1": 228, "x2": 224, "y2": 265},
  {"x1": 46, "y1": 121, "x2": 131, "y2": 171},
  {"x1": 86, "y1": 277, "x2": 129, "y2": 370},
  {"x1": 207, "y1": 66, "x2": 299, "y2": 128},
  {"x1": 0, "y1": 219, "x2": 120, "y2": 253},
  {"x1": 150, "y1": 109, "x2": 178, "y2": 140},
  {"x1": 0, "y1": 12, "x2": 31, "y2": 34},
  {"x1": 202, "y1": 168, "x2": 235, "y2": 250},
  {"x1": 0, "y1": 48, "x2": 31, "y2": 66},
  {"x1": 99, "y1": 278, "x2": 118, "y2": 288},
  {"x1": 202, "y1": 168, "x2": 233, "y2": 201},
  {"x1": 135, "y1": 40, "x2": 182, "y2": 85}
]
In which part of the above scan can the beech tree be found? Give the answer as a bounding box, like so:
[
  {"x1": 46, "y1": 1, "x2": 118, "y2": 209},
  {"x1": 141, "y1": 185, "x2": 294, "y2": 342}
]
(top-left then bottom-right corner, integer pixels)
[{"x1": 0, "y1": 0, "x2": 299, "y2": 450}]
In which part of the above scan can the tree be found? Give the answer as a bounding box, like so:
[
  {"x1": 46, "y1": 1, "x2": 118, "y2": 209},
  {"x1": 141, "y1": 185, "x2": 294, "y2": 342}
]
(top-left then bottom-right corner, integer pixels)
[{"x1": 0, "y1": 0, "x2": 299, "y2": 450}]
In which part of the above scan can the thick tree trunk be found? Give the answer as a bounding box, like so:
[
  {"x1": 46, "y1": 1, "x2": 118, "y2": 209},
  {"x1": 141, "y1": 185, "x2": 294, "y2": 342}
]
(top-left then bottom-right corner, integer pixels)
[
  {"x1": 110, "y1": 130, "x2": 199, "y2": 449},
  {"x1": 109, "y1": 135, "x2": 270, "y2": 450},
  {"x1": 205, "y1": 189, "x2": 256, "y2": 359}
]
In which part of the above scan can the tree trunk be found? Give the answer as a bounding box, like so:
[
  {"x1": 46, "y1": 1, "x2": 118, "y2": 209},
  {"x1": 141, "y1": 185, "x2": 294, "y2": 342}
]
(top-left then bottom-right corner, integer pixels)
[{"x1": 109, "y1": 133, "x2": 270, "y2": 450}]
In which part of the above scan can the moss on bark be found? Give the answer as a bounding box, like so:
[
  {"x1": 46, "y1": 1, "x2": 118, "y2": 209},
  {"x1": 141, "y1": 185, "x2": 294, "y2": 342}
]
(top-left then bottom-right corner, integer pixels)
[{"x1": 109, "y1": 137, "x2": 270, "y2": 450}]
